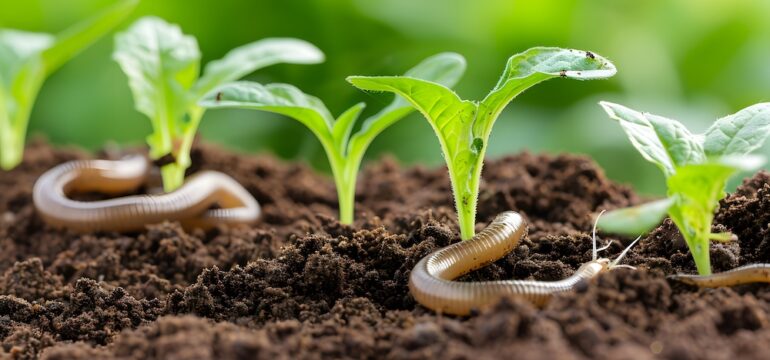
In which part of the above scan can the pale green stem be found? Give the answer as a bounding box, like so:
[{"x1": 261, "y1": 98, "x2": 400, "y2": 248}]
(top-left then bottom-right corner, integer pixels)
[{"x1": 690, "y1": 236, "x2": 712, "y2": 276}]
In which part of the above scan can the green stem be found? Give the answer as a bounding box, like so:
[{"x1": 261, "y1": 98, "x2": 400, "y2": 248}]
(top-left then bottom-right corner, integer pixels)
[
  {"x1": 690, "y1": 238, "x2": 712, "y2": 275},
  {"x1": 330, "y1": 152, "x2": 357, "y2": 224},
  {"x1": 448, "y1": 160, "x2": 480, "y2": 240},
  {"x1": 160, "y1": 163, "x2": 185, "y2": 192},
  {"x1": 0, "y1": 109, "x2": 22, "y2": 170},
  {"x1": 335, "y1": 174, "x2": 355, "y2": 224},
  {"x1": 0, "y1": 131, "x2": 22, "y2": 170}
]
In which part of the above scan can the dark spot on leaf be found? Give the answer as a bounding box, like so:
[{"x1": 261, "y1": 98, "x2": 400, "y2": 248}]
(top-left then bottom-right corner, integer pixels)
[
  {"x1": 216, "y1": 92, "x2": 223, "y2": 101},
  {"x1": 586, "y1": 51, "x2": 595, "y2": 59},
  {"x1": 471, "y1": 138, "x2": 484, "y2": 154},
  {"x1": 462, "y1": 195, "x2": 469, "y2": 206},
  {"x1": 559, "y1": 70, "x2": 567, "y2": 77}
]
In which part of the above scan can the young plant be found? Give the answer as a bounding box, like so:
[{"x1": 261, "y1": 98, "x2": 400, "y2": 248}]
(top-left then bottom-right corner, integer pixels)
[
  {"x1": 0, "y1": 0, "x2": 138, "y2": 170},
  {"x1": 597, "y1": 101, "x2": 770, "y2": 275},
  {"x1": 113, "y1": 17, "x2": 324, "y2": 191},
  {"x1": 199, "y1": 53, "x2": 465, "y2": 224},
  {"x1": 347, "y1": 47, "x2": 616, "y2": 240}
]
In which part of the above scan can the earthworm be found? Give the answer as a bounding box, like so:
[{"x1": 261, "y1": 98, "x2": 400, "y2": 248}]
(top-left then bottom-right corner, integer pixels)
[
  {"x1": 409, "y1": 211, "x2": 631, "y2": 316},
  {"x1": 32, "y1": 155, "x2": 260, "y2": 232},
  {"x1": 668, "y1": 264, "x2": 770, "y2": 287}
]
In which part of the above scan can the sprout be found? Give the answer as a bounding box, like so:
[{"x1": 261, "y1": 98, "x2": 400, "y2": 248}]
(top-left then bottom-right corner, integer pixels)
[
  {"x1": 348, "y1": 48, "x2": 616, "y2": 239},
  {"x1": 0, "y1": 0, "x2": 138, "y2": 170},
  {"x1": 598, "y1": 101, "x2": 770, "y2": 275},
  {"x1": 113, "y1": 17, "x2": 324, "y2": 191},
  {"x1": 199, "y1": 53, "x2": 465, "y2": 223}
]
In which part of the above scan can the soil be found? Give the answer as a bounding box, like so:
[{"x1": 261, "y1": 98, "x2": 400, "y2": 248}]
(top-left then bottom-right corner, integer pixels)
[{"x1": 1, "y1": 140, "x2": 770, "y2": 359}]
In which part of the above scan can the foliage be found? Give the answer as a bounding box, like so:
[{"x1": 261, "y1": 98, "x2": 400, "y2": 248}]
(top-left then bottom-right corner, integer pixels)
[
  {"x1": 0, "y1": 0, "x2": 137, "y2": 169},
  {"x1": 200, "y1": 53, "x2": 465, "y2": 223},
  {"x1": 113, "y1": 16, "x2": 324, "y2": 191},
  {"x1": 348, "y1": 48, "x2": 616, "y2": 239},
  {"x1": 598, "y1": 101, "x2": 770, "y2": 275}
]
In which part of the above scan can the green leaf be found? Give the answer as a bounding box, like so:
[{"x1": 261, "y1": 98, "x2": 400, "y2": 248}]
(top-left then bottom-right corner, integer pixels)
[
  {"x1": 703, "y1": 103, "x2": 770, "y2": 157},
  {"x1": 113, "y1": 17, "x2": 201, "y2": 150},
  {"x1": 598, "y1": 198, "x2": 674, "y2": 236},
  {"x1": 0, "y1": 30, "x2": 54, "y2": 88},
  {"x1": 349, "y1": 52, "x2": 467, "y2": 156},
  {"x1": 346, "y1": 76, "x2": 476, "y2": 162},
  {"x1": 667, "y1": 162, "x2": 740, "y2": 275},
  {"x1": 0, "y1": 0, "x2": 136, "y2": 170},
  {"x1": 479, "y1": 48, "x2": 615, "y2": 136},
  {"x1": 199, "y1": 81, "x2": 334, "y2": 143},
  {"x1": 42, "y1": 0, "x2": 138, "y2": 75},
  {"x1": 600, "y1": 101, "x2": 705, "y2": 177},
  {"x1": 332, "y1": 102, "x2": 365, "y2": 153},
  {"x1": 194, "y1": 38, "x2": 324, "y2": 97}
]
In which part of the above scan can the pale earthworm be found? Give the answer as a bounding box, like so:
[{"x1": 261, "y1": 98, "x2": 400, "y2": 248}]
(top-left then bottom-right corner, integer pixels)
[
  {"x1": 32, "y1": 155, "x2": 260, "y2": 232},
  {"x1": 409, "y1": 211, "x2": 638, "y2": 316},
  {"x1": 668, "y1": 264, "x2": 770, "y2": 287}
]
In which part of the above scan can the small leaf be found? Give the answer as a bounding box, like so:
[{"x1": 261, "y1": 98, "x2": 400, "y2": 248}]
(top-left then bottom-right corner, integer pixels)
[
  {"x1": 42, "y1": 0, "x2": 138, "y2": 75},
  {"x1": 598, "y1": 198, "x2": 674, "y2": 236},
  {"x1": 703, "y1": 103, "x2": 770, "y2": 157},
  {"x1": 332, "y1": 102, "x2": 365, "y2": 153},
  {"x1": 600, "y1": 101, "x2": 705, "y2": 177},
  {"x1": 194, "y1": 38, "x2": 325, "y2": 97},
  {"x1": 479, "y1": 48, "x2": 616, "y2": 135},
  {"x1": 199, "y1": 81, "x2": 334, "y2": 141},
  {"x1": 113, "y1": 17, "x2": 201, "y2": 134},
  {"x1": 0, "y1": 30, "x2": 54, "y2": 87},
  {"x1": 349, "y1": 53, "x2": 466, "y2": 151}
]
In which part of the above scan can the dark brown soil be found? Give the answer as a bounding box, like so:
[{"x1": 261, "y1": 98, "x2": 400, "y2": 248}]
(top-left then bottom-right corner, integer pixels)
[{"x1": 2, "y1": 140, "x2": 770, "y2": 359}]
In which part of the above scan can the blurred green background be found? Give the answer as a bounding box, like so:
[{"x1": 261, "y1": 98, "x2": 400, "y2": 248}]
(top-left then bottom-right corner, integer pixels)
[{"x1": 2, "y1": 0, "x2": 770, "y2": 195}]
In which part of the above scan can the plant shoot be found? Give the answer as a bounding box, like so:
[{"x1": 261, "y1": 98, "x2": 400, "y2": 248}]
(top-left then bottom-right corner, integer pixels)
[
  {"x1": 348, "y1": 47, "x2": 616, "y2": 239},
  {"x1": 0, "y1": 0, "x2": 138, "y2": 170},
  {"x1": 199, "y1": 53, "x2": 465, "y2": 223},
  {"x1": 598, "y1": 101, "x2": 770, "y2": 275},
  {"x1": 113, "y1": 17, "x2": 324, "y2": 191}
]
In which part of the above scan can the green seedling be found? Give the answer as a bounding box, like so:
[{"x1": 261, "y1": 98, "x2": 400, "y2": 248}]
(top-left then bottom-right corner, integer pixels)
[
  {"x1": 199, "y1": 53, "x2": 465, "y2": 223},
  {"x1": 0, "y1": 0, "x2": 138, "y2": 170},
  {"x1": 347, "y1": 47, "x2": 616, "y2": 239},
  {"x1": 113, "y1": 17, "x2": 324, "y2": 191},
  {"x1": 598, "y1": 101, "x2": 770, "y2": 275}
]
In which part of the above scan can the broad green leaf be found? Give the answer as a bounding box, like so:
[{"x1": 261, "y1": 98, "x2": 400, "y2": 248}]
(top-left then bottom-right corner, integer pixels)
[
  {"x1": 479, "y1": 48, "x2": 616, "y2": 136},
  {"x1": 0, "y1": 0, "x2": 135, "y2": 170},
  {"x1": 194, "y1": 38, "x2": 324, "y2": 97},
  {"x1": 349, "y1": 52, "x2": 466, "y2": 156},
  {"x1": 42, "y1": 0, "x2": 138, "y2": 75},
  {"x1": 703, "y1": 103, "x2": 770, "y2": 157},
  {"x1": 113, "y1": 16, "x2": 201, "y2": 142},
  {"x1": 598, "y1": 198, "x2": 674, "y2": 236},
  {"x1": 0, "y1": 30, "x2": 54, "y2": 88},
  {"x1": 346, "y1": 76, "x2": 476, "y2": 161},
  {"x1": 199, "y1": 81, "x2": 333, "y2": 142},
  {"x1": 600, "y1": 101, "x2": 705, "y2": 177}
]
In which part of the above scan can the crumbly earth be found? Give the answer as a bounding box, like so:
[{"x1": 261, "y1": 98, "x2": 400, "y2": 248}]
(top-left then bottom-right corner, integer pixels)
[{"x1": 1, "y1": 140, "x2": 769, "y2": 359}]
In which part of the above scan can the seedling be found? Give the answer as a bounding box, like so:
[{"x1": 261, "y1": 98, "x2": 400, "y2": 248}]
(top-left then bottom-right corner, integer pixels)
[
  {"x1": 597, "y1": 101, "x2": 770, "y2": 275},
  {"x1": 113, "y1": 17, "x2": 324, "y2": 191},
  {"x1": 199, "y1": 53, "x2": 465, "y2": 223},
  {"x1": 347, "y1": 47, "x2": 616, "y2": 239},
  {"x1": 0, "y1": 0, "x2": 138, "y2": 170}
]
